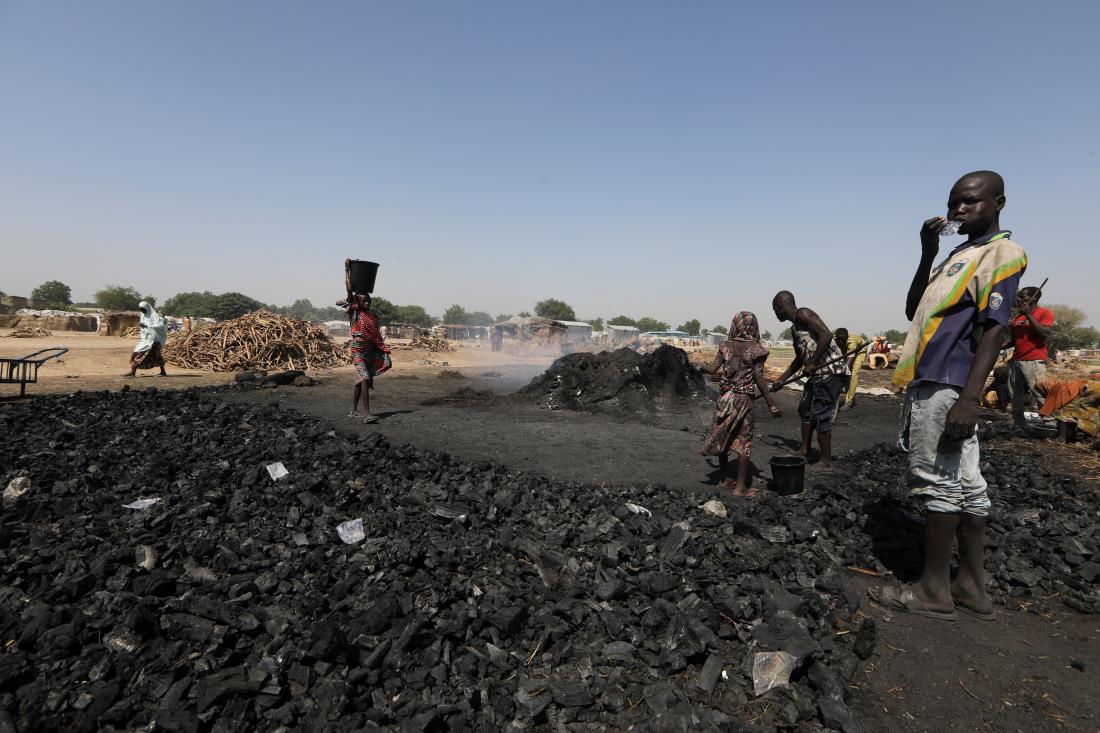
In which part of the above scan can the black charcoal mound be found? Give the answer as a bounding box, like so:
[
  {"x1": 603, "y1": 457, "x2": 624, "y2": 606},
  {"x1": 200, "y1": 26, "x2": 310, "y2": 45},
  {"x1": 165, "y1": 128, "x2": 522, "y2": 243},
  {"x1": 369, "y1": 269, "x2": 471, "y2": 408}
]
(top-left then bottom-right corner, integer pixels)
[
  {"x1": 0, "y1": 389, "x2": 1095, "y2": 732},
  {"x1": 519, "y1": 345, "x2": 709, "y2": 413},
  {"x1": 0, "y1": 388, "x2": 866, "y2": 732}
]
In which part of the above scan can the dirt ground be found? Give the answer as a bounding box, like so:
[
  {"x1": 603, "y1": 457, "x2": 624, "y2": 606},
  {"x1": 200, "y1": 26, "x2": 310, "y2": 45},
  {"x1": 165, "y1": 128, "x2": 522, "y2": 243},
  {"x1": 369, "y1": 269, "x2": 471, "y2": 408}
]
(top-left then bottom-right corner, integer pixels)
[{"x1": 4, "y1": 331, "x2": 1098, "y2": 731}]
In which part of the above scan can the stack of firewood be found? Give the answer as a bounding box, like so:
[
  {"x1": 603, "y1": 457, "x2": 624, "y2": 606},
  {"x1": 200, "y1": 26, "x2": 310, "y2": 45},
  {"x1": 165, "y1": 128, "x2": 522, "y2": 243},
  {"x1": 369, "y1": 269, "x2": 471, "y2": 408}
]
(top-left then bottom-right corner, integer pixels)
[
  {"x1": 163, "y1": 310, "x2": 347, "y2": 372},
  {"x1": 399, "y1": 336, "x2": 458, "y2": 352}
]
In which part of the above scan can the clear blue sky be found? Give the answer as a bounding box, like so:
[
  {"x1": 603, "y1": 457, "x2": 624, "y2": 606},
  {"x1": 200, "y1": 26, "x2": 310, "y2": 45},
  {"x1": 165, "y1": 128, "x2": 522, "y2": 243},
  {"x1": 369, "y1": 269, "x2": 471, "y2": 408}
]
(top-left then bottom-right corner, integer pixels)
[{"x1": 2, "y1": 1, "x2": 1098, "y2": 336}]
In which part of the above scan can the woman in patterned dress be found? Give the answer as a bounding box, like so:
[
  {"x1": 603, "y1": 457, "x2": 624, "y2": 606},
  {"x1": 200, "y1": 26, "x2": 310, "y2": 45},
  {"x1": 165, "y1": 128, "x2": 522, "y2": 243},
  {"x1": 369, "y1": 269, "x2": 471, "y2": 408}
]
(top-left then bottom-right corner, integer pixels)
[
  {"x1": 338, "y1": 292, "x2": 391, "y2": 423},
  {"x1": 700, "y1": 312, "x2": 781, "y2": 496}
]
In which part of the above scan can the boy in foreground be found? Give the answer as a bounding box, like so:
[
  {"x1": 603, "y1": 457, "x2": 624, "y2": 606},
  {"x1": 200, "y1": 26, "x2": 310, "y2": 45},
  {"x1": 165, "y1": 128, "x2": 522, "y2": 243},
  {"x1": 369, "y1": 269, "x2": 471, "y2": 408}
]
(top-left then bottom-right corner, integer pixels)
[{"x1": 872, "y1": 170, "x2": 1027, "y2": 620}]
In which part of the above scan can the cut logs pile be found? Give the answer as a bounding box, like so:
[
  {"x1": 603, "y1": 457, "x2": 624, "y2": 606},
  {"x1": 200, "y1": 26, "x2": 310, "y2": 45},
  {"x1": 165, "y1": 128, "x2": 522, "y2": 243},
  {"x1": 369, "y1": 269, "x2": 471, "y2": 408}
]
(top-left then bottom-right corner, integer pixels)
[
  {"x1": 4, "y1": 326, "x2": 52, "y2": 338},
  {"x1": 162, "y1": 310, "x2": 347, "y2": 372},
  {"x1": 399, "y1": 336, "x2": 457, "y2": 353}
]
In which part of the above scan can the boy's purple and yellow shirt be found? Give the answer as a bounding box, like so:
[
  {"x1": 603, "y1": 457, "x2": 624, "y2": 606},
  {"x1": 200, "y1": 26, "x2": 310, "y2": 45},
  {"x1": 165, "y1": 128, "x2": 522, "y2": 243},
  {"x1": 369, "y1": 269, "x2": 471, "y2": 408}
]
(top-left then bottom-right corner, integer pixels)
[{"x1": 894, "y1": 231, "x2": 1028, "y2": 390}]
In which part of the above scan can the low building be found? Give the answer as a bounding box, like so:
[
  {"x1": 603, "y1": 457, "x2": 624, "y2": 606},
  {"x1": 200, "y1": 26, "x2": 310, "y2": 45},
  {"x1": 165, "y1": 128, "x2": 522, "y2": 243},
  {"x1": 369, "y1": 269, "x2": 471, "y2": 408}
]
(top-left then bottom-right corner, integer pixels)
[
  {"x1": 606, "y1": 324, "x2": 640, "y2": 343},
  {"x1": 706, "y1": 332, "x2": 724, "y2": 346},
  {"x1": 433, "y1": 324, "x2": 490, "y2": 341},
  {"x1": 552, "y1": 320, "x2": 593, "y2": 344},
  {"x1": 323, "y1": 320, "x2": 351, "y2": 337}
]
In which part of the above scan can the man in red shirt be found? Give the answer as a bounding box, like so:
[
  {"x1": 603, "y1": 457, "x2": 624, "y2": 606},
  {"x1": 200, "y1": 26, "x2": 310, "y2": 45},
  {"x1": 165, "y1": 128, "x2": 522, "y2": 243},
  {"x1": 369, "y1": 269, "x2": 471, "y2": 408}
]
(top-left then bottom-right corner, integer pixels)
[{"x1": 1008, "y1": 286, "x2": 1055, "y2": 427}]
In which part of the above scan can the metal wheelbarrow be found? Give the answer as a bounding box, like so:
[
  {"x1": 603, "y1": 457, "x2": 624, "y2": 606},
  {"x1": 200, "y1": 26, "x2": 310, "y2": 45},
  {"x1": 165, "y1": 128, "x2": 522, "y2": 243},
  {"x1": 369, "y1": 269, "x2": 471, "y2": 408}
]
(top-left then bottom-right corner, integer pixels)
[{"x1": 0, "y1": 347, "x2": 69, "y2": 397}]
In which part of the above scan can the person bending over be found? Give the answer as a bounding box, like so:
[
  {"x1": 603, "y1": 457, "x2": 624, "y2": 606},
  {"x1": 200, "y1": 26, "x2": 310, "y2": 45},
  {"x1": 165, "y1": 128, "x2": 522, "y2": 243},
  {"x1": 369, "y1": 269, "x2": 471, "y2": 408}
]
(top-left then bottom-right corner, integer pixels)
[{"x1": 770, "y1": 291, "x2": 850, "y2": 471}]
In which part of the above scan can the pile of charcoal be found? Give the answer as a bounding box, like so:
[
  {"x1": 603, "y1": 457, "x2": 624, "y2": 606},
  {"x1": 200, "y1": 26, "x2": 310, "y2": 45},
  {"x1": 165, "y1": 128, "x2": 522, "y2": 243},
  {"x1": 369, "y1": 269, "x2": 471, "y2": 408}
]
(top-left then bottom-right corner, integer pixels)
[
  {"x1": 831, "y1": 437, "x2": 1100, "y2": 615},
  {"x1": 0, "y1": 390, "x2": 1096, "y2": 732},
  {"x1": 519, "y1": 345, "x2": 710, "y2": 414},
  {"x1": 2, "y1": 389, "x2": 867, "y2": 732}
]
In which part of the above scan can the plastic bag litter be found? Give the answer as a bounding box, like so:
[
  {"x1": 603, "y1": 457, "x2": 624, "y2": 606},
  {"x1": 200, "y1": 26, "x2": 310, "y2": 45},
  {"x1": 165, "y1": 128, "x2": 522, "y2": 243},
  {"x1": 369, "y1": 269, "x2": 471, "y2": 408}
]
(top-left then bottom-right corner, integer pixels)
[
  {"x1": 625, "y1": 502, "x2": 652, "y2": 517},
  {"x1": 122, "y1": 498, "x2": 161, "y2": 510},
  {"x1": 266, "y1": 462, "x2": 289, "y2": 481},
  {"x1": 3, "y1": 477, "x2": 31, "y2": 508},
  {"x1": 336, "y1": 518, "x2": 366, "y2": 544},
  {"x1": 753, "y1": 651, "x2": 798, "y2": 695},
  {"x1": 701, "y1": 500, "x2": 727, "y2": 518}
]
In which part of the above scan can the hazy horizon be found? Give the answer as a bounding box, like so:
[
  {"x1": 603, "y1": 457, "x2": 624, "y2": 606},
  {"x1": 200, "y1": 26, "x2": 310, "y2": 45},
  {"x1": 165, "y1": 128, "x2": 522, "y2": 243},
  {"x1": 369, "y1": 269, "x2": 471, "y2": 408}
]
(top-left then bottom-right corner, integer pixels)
[{"x1": 3, "y1": 2, "x2": 1098, "y2": 339}]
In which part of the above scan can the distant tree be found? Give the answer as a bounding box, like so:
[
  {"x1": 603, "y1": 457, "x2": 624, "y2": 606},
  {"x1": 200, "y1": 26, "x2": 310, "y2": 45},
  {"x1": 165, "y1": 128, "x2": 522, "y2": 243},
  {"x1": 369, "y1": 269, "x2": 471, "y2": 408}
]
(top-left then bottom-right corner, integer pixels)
[
  {"x1": 762, "y1": 330, "x2": 773, "y2": 341},
  {"x1": 586, "y1": 317, "x2": 604, "y2": 332},
  {"x1": 392, "y1": 304, "x2": 435, "y2": 328},
  {"x1": 467, "y1": 311, "x2": 494, "y2": 327},
  {"x1": 161, "y1": 291, "x2": 218, "y2": 318},
  {"x1": 211, "y1": 292, "x2": 265, "y2": 320},
  {"x1": 608, "y1": 315, "x2": 638, "y2": 327},
  {"x1": 534, "y1": 298, "x2": 577, "y2": 322},
  {"x1": 1048, "y1": 305, "x2": 1100, "y2": 350},
  {"x1": 881, "y1": 328, "x2": 908, "y2": 345},
  {"x1": 495, "y1": 313, "x2": 513, "y2": 322},
  {"x1": 442, "y1": 304, "x2": 470, "y2": 325},
  {"x1": 781, "y1": 327, "x2": 794, "y2": 340},
  {"x1": 30, "y1": 280, "x2": 72, "y2": 309},
  {"x1": 95, "y1": 285, "x2": 144, "y2": 311},
  {"x1": 710, "y1": 325, "x2": 727, "y2": 334},
  {"x1": 370, "y1": 297, "x2": 398, "y2": 324},
  {"x1": 636, "y1": 317, "x2": 671, "y2": 332},
  {"x1": 518, "y1": 311, "x2": 532, "y2": 318},
  {"x1": 677, "y1": 319, "x2": 701, "y2": 336}
]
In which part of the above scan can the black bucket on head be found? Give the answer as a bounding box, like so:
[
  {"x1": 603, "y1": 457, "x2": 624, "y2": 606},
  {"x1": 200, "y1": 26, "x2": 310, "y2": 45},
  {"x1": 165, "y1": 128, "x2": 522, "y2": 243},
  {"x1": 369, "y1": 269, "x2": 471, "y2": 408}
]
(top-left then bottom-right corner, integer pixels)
[
  {"x1": 348, "y1": 260, "x2": 379, "y2": 294},
  {"x1": 770, "y1": 455, "x2": 806, "y2": 496}
]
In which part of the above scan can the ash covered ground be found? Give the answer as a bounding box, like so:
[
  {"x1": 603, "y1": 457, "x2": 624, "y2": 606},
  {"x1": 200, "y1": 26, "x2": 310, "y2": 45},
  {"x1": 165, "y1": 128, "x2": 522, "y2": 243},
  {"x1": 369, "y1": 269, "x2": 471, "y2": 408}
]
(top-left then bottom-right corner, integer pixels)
[{"x1": 1, "y1": 384, "x2": 1098, "y2": 732}]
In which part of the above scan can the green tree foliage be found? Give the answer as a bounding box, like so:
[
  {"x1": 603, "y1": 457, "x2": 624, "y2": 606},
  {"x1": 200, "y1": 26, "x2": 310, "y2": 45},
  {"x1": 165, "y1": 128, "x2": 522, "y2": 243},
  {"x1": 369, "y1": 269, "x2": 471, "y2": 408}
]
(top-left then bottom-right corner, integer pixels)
[
  {"x1": 1048, "y1": 305, "x2": 1100, "y2": 350},
  {"x1": 30, "y1": 280, "x2": 72, "y2": 309},
  {"x1": 636, "y1": 317, "x2": 671, "y2": 332},
  {"x1": 211, "y1": 292, "x2": 266, "y2": 320},
  {"x1": 881, "y1": 328, "x2": 908, "y2": 345},
  {"x1": 677, "y1": 319, "x2": 701, "y2": 336},
  {"x1": 781, "y1": 327, "x2": 794, "y2": 340},
  {"x1": 275, "y1": 298, "x2": 346, "y2": 323},
  {"x1": 95, "y1": 285, "x2": 144, "y2": 311},
  {"x1": 534, "y1": 298, "x2": 577, "y2": 321},
  {"x1": 710, "y1": 325, "x2": 727, "y2": 334},
  {"x1": 161, "y1": 291, "x2": 216, "y2": 317},
  {"x1": 762, "y1": 330, "x2": 773, "y2": 341},
  {"x1": 586, "y1": 317, "x2": 604, "y2": 332},
  {"x1": 518, "y1": 311, "x2": 532, "y2": 318},
  {"x1": 495, "y1": 313, "x2": 513, "y2": 322},
  {"x1": 442, "y1": 304, "x2": 469, "y2": 325},
  {"x1": 608, "y1": 315, "x2": 637, "y2": 327},
  {"x1": 440, "y1": 305, "x2": 494, "y2": 326},
  {"x1": 391, "y1": 304, "x2": 435, "y2": 328}
]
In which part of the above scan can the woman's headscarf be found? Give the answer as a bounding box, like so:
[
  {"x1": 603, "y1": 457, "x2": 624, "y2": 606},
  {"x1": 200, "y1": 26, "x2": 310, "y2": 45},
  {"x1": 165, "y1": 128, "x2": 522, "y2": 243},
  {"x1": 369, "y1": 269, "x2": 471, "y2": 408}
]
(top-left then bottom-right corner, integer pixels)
[
  {"x1": 133, "y1": 301, "x2": 168, "y2": 353},
  {"x1": 728, "y1": 311, "x2": 761, "y2": 343}
]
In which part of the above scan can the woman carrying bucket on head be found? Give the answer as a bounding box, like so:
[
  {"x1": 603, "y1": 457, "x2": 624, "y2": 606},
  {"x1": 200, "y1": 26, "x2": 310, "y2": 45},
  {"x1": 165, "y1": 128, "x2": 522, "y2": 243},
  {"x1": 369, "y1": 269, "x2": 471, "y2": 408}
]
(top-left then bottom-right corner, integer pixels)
[
  {"x1": 699, "y1": 311, "x2": 781, "y2": 497},
  {"x1": 339, "y1": 259, "x2": 391, "y2": 423}
]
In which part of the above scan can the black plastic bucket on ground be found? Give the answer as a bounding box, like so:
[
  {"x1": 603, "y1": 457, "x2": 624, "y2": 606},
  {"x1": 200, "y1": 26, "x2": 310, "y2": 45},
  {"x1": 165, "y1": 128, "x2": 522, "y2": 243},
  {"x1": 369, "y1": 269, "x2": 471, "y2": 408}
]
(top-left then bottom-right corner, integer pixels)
[
  {"x1": 770, "y1": 455, "x2": 806, "y2": 495},
  {"x1": 348, "y1": 260, "x2": 379, "y2": 294}
]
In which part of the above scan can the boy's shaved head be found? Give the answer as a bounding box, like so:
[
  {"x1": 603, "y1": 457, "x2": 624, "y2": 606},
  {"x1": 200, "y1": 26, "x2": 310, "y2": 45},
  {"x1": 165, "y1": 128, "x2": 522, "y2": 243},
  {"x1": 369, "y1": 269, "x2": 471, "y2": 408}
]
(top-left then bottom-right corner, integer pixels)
[{"x1": 953, "y1": 170, "x2": 1004, "y2": 197}]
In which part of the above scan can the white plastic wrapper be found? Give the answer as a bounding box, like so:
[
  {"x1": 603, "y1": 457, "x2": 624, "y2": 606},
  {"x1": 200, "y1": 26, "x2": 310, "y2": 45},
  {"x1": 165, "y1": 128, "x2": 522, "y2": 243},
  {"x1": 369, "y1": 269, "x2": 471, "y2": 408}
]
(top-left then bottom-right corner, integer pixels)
[
  {"x1": 122, "y1": 498, "x2": 161, "y2": 511},
  {"x1": 939, "y1": 219, "x2": 963, "y2": 236},
  {"x1": 624, "y1": 502, "x2": 652, "y2": 517},
  {"x1": 337, "y1": 518, "x2": 366, "y2": 544},
  {"x1": 266, "y1": 462, "x2": 289, "y2": 481},
  {"x1": 752, "y1": 651, "x2": 798, "y2": 695}
]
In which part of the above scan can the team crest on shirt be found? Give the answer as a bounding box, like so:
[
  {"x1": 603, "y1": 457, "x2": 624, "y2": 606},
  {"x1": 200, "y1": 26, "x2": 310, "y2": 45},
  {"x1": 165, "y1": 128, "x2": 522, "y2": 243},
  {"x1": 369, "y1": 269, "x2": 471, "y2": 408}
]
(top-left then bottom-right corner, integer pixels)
[
  {"x1": 947, "y1": 260, "x2": 968, "y2": 276},
  {"x1": 990, "y1": 293, "x2": 1004, "y2": 311}
]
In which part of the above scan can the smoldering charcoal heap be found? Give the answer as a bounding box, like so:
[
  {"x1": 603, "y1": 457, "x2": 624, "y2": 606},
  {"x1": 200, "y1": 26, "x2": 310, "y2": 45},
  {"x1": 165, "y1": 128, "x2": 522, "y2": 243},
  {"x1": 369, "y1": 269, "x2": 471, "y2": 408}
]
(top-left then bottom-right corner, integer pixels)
[
  {"x1": 520, "y1": 344, "x2": 710, "y2": 413},
  {"x1": 0, "y1": 390, "x2": 1096, "y2": 732}
]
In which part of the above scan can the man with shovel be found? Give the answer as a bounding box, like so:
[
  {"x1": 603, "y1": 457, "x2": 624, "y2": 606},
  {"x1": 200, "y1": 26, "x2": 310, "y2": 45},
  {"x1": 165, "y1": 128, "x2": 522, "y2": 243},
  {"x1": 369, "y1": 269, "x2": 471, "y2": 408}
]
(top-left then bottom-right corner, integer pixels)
[
  {"x1": 872, "y1": 170, "x2": 1028, "y2": 621},
  {"x1": 770, "y1": 291, "x2": 850, "y2": 472}
]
